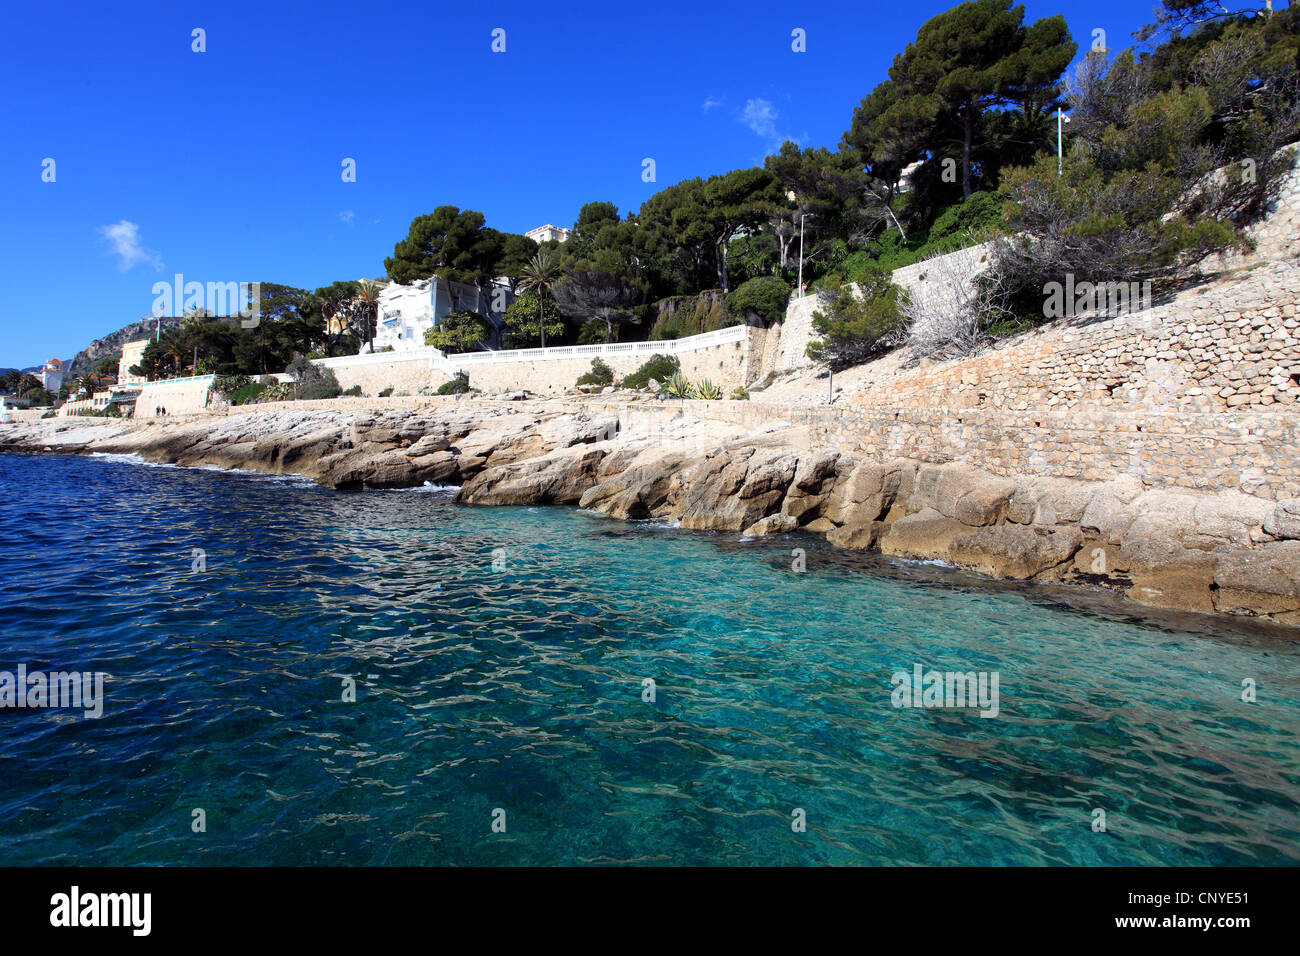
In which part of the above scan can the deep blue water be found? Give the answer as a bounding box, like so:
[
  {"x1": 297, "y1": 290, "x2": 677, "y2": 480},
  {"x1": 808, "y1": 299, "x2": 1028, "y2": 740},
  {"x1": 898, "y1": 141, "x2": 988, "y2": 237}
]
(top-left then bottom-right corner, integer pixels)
[{"x1": 0, "y1": 451, "x2": 1297, "y2": 866}]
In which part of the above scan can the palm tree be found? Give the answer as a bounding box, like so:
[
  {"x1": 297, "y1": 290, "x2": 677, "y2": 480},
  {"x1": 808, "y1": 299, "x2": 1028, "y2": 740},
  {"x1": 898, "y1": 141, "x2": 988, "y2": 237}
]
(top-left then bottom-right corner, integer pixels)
[
  {"x1": 517, "y1": 250, "x2": 563, "y2": 348},
  {"x1": 181, "y1": 307, "x2": 211, "y2": 372},
  {"x1": 353, "y1": 279, "x2": 382, "y2": 352},
  {"x1": 163, "y1": 330, "x2": 188, "y2": 375}
]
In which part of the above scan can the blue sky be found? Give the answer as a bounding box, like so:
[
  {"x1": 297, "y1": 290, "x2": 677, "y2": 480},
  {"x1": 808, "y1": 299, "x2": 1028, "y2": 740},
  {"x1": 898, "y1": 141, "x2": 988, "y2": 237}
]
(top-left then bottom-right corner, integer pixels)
[{"x1": 2, "y1": 0, "x2": 1174, "y2": 368}]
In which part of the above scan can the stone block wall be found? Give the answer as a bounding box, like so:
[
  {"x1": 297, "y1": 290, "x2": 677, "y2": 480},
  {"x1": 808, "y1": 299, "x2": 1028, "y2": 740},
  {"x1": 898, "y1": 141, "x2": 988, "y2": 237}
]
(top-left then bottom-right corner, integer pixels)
[
  {"x1": 580, "y1": 389, "x2": 1300, "y2": 501},
  {"x1": 861, "y1": 262, "x2": 1300, "y2": 415},
  {"x1": 773, "y1": 293, "x2": 820, "y2": 373}
]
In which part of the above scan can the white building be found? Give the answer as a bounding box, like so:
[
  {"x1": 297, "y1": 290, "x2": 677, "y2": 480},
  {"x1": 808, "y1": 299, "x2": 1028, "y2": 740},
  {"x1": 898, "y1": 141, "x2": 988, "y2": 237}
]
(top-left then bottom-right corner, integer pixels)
[
  {"x1": 370, "y1": 276, "x2": 515, "y2": 353},
  {"x1": 897, "y1": 160, "x2": 925, "y2": 194},
  {"x1": 525, "y1": 224, "x2": 571, "y2": 244},
  {"x1": 40, "y1": 359, "x2": 65, "y2": 392}
]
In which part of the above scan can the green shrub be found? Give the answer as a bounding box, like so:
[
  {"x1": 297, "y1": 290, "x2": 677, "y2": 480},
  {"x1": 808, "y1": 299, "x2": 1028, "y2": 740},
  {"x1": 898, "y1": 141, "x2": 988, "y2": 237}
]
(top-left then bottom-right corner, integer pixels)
[
  {"x1": 261, "y1": 381, "x2": 293, "y2": 402},
  {"x1": 620, "y1": 354, "x2": 680, "y2": 390},
  {"x1": 727, "y1": 276, "x2": 792, "y2": 326},
  {"x1": 424, "y1": 311, "x2": 489, "y2": 353},
  {"x1": 847, "y1": 190, "x2": 1007, "y2": 276},
  {"x1": 379, "y1": 386, "x2": 394, "y2": 397},
  {"x1": 436, "y1": 377, "x2": 470, "y2": 395},
  {"x1": 730, "y1": 386, "x2": 750, "y2": 401},
  {"x1": 343, "y1": 385, "x2": 362, "y2": 397},
  {"x1": 691, "y1": 379, "x2": 722, "y2": 400},
  {"x1": 809, "y1": 271, "x2": 846, "y2": 293},
  {"x1": 925, "y1": 190, "x2": 1003, "y2": 249},
  {"x1": 575, "y1": 357, "x2": 615, "y2": 387},
  {"x1": 577, "y1": 320, "x2": 611, "y2": 344},
  {"x1": 806, "y1": 268, "x2": 906, "y2": 370},
  {"x1": 228, "y1": 381, "x2": 267, "y2": 405},
  {"x1": 287, "y1": 356, "x2": 342, "y2": 400},
  {"x1": 298, "y1": 375, "x2": 342, "y2": 401},
  {"x1": 662, "y1": 372, "x2": 692, "y2": 398},
  {"x1": 649, "y1": 290, "x2": 738, "y2": 340},
  {"x1": 212, "y1": 373, "x2": 251, "y2": 397}
]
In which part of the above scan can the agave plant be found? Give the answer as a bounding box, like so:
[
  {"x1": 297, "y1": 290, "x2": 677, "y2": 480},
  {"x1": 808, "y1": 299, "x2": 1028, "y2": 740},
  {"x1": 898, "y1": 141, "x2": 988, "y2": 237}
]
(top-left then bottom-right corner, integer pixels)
[
  {"x1": 662, "y1": 372, "x2": 693, "y2": 398},
  {"x1": 691, "y1": 378, "x2": 722, "y2": 400}
]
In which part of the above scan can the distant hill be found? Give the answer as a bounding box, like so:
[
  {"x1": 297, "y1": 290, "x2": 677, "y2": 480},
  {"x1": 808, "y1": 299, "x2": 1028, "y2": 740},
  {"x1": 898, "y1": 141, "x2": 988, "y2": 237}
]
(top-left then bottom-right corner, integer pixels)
[{"x1": 66, "y1": 315, "x2": 180, "y2": 378}]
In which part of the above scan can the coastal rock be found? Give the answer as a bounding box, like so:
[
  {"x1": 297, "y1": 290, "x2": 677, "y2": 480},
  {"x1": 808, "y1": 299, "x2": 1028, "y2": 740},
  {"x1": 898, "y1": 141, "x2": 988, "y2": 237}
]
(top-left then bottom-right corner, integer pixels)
[
  {"x1": 1071, "y1": 540, "x2": 1129, "y2": 577},
  {"x1": 1263, "y1": 499, "x2": 1300, "y2": 540},
  {"x1": 1214, "y1": 541, "x2": 1300, "y2": 616},
  {"x1": 7, "y1": 395, "x2": 1300, "y2": 628},
  {"x1": 879, "y1": 508, "x2": 967, "y2": 561},
  {"x1": 457, "y1": 445, "x2": 607, "y2": 505},
  {"x1": 822, "y1": 461, "x2": 904, "y2": 527},
  {"x1": 1007, "y1": 477, "x2": 1098, "y2": 525},
  {"x1": 826, "y1": 521, "x2": 886, "y2": 550},
  {"x1": 742, "y1": 513, "x2": 799, "y2": 537},
  {"x1": 1190, "y1": 492, "x2": 1272, "y2": 547},
  {"x1": 1081, "y1": 495, "x2": 1134, "y2": 545},
  {"x1": 782, "y1": 452, "x2": 847, "y2": 523},
  {"x1": 671, "y1": 448, "x2": 796, "y2": 532},
  {"x1": 1120, "y1": 533, "x2": 1219, "y2": 613},
  {"x1": 911, "y1": 463, "x2": 1013, "y2": 526},
  {"x1": 579, "y1": 451, "x2": 686, "y2": 519},
  {"x1": 949, "y1": 525, "x2": 1082, "y2": 580},
  {"x1": 318, "y1": 448, "x2": 424, "y2": 489}
]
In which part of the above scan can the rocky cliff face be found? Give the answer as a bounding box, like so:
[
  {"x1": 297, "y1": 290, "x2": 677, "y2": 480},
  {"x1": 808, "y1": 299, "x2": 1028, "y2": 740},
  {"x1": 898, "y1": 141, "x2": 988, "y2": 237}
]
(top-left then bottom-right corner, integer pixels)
[
  {"x1": 3, "y1": 398, "x2": 1298, "y2": 629},
  {"x1": 66, "y1": 315, "x2": 181, "y2": 378}
]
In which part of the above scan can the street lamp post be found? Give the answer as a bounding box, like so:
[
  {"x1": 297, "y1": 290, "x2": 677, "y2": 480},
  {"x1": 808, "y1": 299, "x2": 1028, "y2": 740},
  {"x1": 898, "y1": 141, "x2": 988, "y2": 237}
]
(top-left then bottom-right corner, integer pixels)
[
  {"x1": 798, "y1": 212, "x2": 807, "y2": 297},
  {"x1": 1057, "y1": 107, "x2": 1070, "y2": 175},
  {"x1": 786, "y1": 190, "x2": 812, "y2": 298}
]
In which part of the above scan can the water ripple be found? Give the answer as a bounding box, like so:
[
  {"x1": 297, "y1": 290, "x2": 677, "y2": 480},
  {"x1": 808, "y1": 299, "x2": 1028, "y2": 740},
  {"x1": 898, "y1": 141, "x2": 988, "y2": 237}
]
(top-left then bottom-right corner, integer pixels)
[{"x1": 0, "y1": 451, "x2": 1297, "y2": 865}]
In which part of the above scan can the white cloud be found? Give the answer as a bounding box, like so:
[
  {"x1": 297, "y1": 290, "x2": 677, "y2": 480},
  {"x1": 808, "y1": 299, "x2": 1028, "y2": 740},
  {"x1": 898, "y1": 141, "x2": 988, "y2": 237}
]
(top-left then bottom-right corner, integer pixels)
[
  {"x1": 739, "y1": 98, "x2": 803, "y2": 153},
  {"x1": 741, "y1": 98, "x2": 780, "y2": 139},
  {"x1": 702, "y1": 96, "x2": 722, "y2": 112},
  {"x1": 97, "y1": 220, "x2": 162, "y2": 271},
  {"x1": 339, "y1": 210, "x2": 356, "y2": 225}
]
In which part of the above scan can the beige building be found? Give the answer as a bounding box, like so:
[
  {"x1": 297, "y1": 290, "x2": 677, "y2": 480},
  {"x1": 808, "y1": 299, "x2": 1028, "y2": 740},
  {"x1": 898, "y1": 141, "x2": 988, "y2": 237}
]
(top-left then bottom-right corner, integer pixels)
[{"x1": 119, "y1": 339, "x2": 150, "y2": 385}]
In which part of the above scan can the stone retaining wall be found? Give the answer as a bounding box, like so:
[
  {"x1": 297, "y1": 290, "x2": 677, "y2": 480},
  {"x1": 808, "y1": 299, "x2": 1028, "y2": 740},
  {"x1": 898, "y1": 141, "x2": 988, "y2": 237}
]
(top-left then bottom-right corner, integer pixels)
[
  {"x1": 576, "y1": 393, "x2": 1300, "y2": 500},
  {"x1": 858, "y1": 262, "x2": 1300, "y2": 415},
  {"x1": 302, "y1": 328, "x2": 771, "y2": 397},
  {"x1": 322, "y1": 354, "x2": 453, "y2": 396},
  {"x1": 134, "y1": 376, "x2": 216, "y2": 419},
  {"x1": 458, "y1": 335, "x2": 759, "y2": 395}
]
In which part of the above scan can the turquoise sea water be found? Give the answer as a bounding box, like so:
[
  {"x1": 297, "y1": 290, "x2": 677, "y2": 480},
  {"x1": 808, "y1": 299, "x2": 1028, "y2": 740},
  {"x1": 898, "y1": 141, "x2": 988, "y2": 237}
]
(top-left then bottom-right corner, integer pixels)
[{"x1": 0, "y1": 451, "x2": 1297, "y2": 866}]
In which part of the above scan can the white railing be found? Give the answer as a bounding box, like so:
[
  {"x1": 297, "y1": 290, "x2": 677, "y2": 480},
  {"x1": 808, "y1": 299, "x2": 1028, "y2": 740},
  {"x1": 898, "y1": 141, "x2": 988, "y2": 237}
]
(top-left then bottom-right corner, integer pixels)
[
  {"x1": 297, "y1": 325, "x2": 748, "y2": 379},
  {"x1": 447, "y1": 325, "x2": 747, "y2": 366},
  {"x1": 137, "y1": 374, "x2": 218, "y2": 387},
  {"x1": 311, "y1": 347, "x2": 459, "y2": 377}
]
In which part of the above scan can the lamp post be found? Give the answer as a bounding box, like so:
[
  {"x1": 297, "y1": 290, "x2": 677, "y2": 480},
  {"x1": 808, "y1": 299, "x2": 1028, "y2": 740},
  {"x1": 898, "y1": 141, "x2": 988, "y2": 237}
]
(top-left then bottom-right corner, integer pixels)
[
  {"x1": 786, "y1": 190, "x2": 812, "y2": 298},
  {"x1": 1057, "y1": 108, "x2": 1070, "y2": 175}
]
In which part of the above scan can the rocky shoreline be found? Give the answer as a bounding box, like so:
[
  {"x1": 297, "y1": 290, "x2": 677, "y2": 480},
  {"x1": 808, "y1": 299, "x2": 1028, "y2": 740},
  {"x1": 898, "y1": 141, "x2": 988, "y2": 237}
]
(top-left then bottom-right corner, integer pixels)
[{"x1": 5, "y1": 398, "x2": 1300, "y2": 630}]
